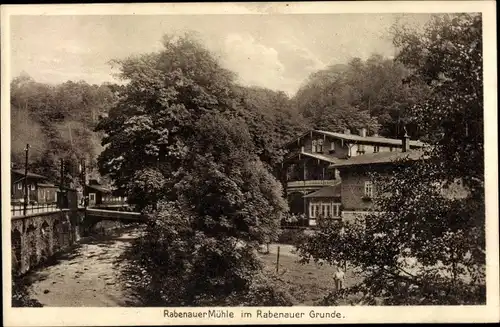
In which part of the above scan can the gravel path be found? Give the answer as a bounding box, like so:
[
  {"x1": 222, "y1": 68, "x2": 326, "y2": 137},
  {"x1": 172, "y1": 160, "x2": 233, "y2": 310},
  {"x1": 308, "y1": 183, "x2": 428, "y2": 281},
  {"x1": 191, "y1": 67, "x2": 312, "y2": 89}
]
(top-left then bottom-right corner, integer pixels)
[{"x1": 26, "y1": 226, "x2": 144, "y2": 307}]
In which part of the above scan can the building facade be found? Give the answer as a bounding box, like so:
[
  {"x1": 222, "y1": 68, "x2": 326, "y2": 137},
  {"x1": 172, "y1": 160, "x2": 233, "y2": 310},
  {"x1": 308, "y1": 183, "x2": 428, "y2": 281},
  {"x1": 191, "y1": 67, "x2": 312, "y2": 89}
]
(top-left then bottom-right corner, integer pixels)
[
  {"x1": 11, "y1": 169, "x2": 58, "y2": 204},
  {"x1": 85, "y1": 179, "x2": 112, "y2": 206},
  {"x1": 332, "y1": 144, "x2": 469, "y2": 224},
  {"x1": 302, "y1": 183, "x2": 342, "y2": 226},
  {"x1": 280, "y1": 128, "x2": 424, "y2": 226}
]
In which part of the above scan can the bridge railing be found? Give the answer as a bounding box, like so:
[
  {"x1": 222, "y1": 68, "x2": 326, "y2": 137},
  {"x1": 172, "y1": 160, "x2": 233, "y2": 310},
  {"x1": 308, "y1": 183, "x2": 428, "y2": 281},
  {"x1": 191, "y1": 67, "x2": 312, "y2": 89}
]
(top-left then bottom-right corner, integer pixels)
[{"x1": 11, "y1": 202, "x2": 59, "y2": 217}]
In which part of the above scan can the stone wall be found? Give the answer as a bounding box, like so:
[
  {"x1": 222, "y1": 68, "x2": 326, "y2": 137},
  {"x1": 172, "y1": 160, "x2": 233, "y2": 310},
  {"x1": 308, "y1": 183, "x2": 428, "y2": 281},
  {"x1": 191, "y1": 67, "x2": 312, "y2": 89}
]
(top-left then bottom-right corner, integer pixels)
[
  {"x1": 10, "y1": 208, "x2": 144, "y2": 276},
  {"x1": 11, "y1": 209, "x2": 85, "y2": 276}
]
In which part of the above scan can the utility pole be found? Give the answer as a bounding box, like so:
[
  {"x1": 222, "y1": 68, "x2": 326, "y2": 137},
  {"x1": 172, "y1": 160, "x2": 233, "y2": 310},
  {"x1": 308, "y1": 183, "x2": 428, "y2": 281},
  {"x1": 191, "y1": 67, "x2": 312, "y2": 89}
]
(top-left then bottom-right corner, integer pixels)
[
  {"x1": 59, "y1": 158, "x2": 64, "y2": 209},
  {"x1": 23, "y1": 144, "x2": 30, "y2": 216},
  {"x1": 81, "y1": 159, "x2": 87, "y2": 208}
]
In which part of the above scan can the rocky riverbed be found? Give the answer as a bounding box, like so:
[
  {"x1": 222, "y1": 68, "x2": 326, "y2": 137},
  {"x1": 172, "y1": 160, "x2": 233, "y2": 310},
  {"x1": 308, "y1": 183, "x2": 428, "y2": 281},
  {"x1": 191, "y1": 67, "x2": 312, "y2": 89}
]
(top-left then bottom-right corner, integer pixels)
[{"x1": 24, "y1": 226, "x2": 144, "y2": 307}]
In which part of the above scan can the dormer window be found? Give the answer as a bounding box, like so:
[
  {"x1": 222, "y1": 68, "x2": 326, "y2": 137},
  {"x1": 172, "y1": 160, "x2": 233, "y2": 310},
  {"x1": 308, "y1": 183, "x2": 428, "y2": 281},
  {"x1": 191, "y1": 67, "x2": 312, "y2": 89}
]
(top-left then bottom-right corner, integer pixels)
[
  {"x1": 317, "y1": 139, "x2": 324, "y2": 153},
  {"x1": 311, "y1": 139, "x2": 324, "y2": 153},
  {"x1": 329, "y1": 141, "x2": 335, "y2": 154}
]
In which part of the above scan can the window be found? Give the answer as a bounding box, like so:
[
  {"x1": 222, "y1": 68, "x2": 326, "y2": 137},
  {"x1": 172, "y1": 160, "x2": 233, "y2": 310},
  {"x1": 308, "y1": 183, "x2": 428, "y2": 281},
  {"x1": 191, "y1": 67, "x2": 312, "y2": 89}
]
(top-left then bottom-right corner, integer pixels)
[
  {"x1": 309, "y1": 203, "x2": 321, "y2": 218},
  {"x1": 17, "y1": 183, "x2": 22, "y2": 190},
  {"x1": 357, "y1": 144, "x2": 365, "y2": 154},
  {"x1": 311, "y1": 140, "x2": 317, "y2": 153},
  {"x1": 321, "y1": 203, "x2": 331, "y2": 218},
  {"x1": 30, "y1": 184, "x2": 35, "y2": 191},
  {"x1": 374, "y1": 145, "x2": 380, "y2": 153},
  {"x1": 317, "y1": 139, "x2": 324, "y2": 153},
  {"x1": 389, "y1": 147, "x2": 393, "y2": 152},
  {"x1": 364, "y1": 181, "x2": 373, "y2": 199},
  {"x1": 332, "y1": 203, "x2": 341, "y2": 217},
  {"x1": 329, "y1": 141, "x2": 335, "y2": 153},
  {"x1": 89, "y1": 193, "x2": 96, "y2": 202}
]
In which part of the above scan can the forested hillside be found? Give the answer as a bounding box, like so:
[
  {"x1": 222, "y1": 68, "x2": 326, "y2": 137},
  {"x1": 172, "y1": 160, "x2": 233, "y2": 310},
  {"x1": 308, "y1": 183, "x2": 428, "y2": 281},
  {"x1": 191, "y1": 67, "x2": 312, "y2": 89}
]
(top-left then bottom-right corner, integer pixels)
[
  {"x1": 11, "y1": 48, "x2": 430, "y2": 188},
  {"x1": 293, "y1": 54, "x2": 430, "y2": 138},
  {"x1": 10, "y1": 73, "x2": 119, "y2": 186}
]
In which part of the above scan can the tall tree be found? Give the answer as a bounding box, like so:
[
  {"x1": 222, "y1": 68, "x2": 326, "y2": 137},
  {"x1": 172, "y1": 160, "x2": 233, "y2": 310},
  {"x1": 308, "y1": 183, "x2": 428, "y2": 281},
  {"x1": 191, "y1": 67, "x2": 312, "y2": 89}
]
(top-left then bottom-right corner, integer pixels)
[
  {"x1": 297, "y1": 13, "x2": 484, "y2": 305},
  {"x1": 234, "y1": 86, "x2": 308, "y2": 168},
  {"x1": 98, "y1": 33, "x2": 290, "y2": 305},
  {"x1": 96, "y1": 33, "x2": 238, "y2": 194}
]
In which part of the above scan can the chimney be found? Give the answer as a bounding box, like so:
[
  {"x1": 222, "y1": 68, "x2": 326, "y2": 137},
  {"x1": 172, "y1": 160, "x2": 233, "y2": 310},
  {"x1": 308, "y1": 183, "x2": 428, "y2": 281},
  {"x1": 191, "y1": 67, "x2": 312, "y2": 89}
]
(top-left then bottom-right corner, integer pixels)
[
  {"x1": 359, "y1": 128, "x2": 367, "y2": 138},
  {"x1": 402, "y1": 130, "x2": 410, "y2": 152},
  {"x1": 344, "y1": 128, "x2": 351, "y2": 135}
]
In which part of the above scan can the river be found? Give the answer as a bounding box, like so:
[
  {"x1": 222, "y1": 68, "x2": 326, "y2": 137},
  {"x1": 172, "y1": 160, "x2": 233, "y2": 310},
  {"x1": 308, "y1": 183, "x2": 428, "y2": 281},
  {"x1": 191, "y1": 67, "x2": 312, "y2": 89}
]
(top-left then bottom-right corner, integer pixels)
[{"x1": 25, "y1": 226, "x2": 144, "y2": 307}]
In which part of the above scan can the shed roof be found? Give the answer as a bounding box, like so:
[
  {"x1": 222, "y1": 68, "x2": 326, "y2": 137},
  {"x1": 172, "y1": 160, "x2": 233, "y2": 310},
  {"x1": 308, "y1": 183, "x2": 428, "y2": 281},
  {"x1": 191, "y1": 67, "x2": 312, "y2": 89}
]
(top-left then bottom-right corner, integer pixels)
[
  {"x1": 87, "y1": 184, "x2": 112, "y2": 193},
  {"x1": 38, "y1": 183, "x2": 57, "y2": 188},
  {"x1": 11, "y1": 169, "x2": 47, "y2": 180},
  {"x1": 330, "y1": 150, "x2": 427, "y2": 169},
  {"x1": 303, "y1": 183, "x2": 342, "y2": 198}
]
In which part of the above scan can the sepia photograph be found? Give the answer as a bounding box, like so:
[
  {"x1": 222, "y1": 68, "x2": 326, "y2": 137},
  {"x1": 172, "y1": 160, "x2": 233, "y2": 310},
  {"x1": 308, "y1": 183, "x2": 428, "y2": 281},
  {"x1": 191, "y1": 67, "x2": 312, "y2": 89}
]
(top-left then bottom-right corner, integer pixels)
[{"x1": 1, "y1": 1, "x2": 498, "y2": 325}]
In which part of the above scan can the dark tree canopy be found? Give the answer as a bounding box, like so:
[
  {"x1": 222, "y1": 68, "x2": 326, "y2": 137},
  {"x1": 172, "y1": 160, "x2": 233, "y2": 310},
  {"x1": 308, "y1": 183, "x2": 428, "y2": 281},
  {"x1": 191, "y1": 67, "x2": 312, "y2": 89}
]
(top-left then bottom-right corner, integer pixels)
[
  {"x1": 97, "y1": 33, "x2": 291, "y2": 305},
  {"x1": 297, "y1": 13, "x2": 485, "y2": 305}
]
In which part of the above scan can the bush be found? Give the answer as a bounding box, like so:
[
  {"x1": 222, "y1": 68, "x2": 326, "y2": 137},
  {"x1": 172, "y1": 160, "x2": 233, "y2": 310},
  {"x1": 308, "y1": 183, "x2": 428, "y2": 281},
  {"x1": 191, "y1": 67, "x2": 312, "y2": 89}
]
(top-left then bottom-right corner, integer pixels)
[
  {"x1": 221, "y1": 273, "x2": 295, "y2": 306},
  {"x1": 12, "y1": 277, "x2": 43, "y2": 307},
  {"x1": 277, "y1": 228, "x2": 308, "y2": 245}
]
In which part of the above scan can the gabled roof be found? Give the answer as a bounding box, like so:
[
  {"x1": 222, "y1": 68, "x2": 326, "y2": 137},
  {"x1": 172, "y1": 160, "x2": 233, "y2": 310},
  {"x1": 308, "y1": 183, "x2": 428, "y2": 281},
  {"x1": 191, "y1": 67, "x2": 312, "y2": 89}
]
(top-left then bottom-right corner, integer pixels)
[
  {"x1": 316, "y1": 130, "x2": 425, "y2": 147},
  {"x1": 303, "y1": 183, "x2": 342, "y2": 198},
  {"x1": 285, "y1": 151, "x2": 345, "y2": 164},
  {"x1": 330, "y1": 150, "x2": 427, "y2": 169},
  {"x1": 285, "y1": 129, "x2": 425, "y2": 148},
  {"x1": 11, "y1": 169, "x2": 47, "y2": 180}
]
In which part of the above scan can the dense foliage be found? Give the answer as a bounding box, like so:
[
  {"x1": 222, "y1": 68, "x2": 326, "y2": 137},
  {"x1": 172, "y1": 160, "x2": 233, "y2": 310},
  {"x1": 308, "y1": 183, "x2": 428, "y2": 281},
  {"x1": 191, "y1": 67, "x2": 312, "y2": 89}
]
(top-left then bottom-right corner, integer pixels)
[
  {"x1": 297, "y1": 13, "x2": 485, "y2": 305},
  {"x1": 234, "y1": 86, "x2": 308, "y2": 167},
  {"x1": 97, "y1": 34, "x2": 292, "y2": 305},
  {"x1": 10, "y1": 74, "x2": 117, "y2": 186},
  {"x1": 293, "y1": 55, "x2": 430, "y2": 138}
]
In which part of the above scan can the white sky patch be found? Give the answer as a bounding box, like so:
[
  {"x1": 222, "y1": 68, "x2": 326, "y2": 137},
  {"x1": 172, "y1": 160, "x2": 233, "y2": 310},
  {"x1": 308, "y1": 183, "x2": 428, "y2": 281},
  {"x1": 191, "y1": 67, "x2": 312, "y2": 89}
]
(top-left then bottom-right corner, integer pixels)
[
  {"x1": 222, "y1": 33, "x2": 290, "y2": 93},
  {"x1": 9, "y1": 14, "x2": 433, "y2": 96}
]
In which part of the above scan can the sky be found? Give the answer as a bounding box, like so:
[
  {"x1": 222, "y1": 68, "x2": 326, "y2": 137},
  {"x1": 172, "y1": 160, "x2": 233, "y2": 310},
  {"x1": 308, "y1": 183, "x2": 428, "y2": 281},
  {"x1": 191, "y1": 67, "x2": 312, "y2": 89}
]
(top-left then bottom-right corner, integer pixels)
[{"x1": 10, "y1": 13, "x2": 431, "y2": 96}]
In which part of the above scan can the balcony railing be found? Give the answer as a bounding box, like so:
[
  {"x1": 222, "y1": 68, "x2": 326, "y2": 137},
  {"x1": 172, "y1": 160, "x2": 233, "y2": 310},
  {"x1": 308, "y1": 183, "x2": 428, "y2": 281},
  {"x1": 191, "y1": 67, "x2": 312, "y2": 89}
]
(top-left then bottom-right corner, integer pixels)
[{"x1": 287, "y1": 179, "x2": 338, "y2": 188}]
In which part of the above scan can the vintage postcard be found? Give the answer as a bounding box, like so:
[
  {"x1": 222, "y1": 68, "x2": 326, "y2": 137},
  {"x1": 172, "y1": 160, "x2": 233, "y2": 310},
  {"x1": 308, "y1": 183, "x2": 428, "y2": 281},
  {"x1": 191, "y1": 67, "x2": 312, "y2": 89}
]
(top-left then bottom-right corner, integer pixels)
[{"x1": 1, "y1": 1, "x2": 498, "y2": 326}]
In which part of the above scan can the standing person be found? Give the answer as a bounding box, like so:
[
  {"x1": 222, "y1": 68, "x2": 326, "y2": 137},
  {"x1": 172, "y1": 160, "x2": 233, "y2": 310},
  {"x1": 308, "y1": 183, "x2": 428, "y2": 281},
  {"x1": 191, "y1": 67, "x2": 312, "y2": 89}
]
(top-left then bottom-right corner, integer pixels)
[{"x1": 334, "y1": 265, "x2": 345, "y2": 291}]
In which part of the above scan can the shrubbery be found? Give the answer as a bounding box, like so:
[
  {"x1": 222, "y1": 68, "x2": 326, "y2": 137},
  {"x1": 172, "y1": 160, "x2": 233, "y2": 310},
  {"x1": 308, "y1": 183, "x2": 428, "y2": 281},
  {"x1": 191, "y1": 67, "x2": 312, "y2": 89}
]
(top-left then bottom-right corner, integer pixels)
[{"x1": 276, "y1": 228, "x2": 309, "y2": 245}]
